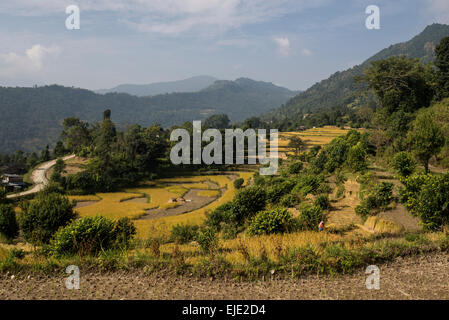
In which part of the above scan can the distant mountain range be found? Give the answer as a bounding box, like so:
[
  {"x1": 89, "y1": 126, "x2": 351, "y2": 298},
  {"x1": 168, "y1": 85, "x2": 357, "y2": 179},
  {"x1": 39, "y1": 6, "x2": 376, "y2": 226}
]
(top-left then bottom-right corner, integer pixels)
[
  {"x1": 0, "y1": 78, "x2": 297, "y2": 153},
  {"x1": 266, "y1": 23, "x2": 449, "y2": 122},
  {"x1": 95, "y1": 76, "x2": 218, "y2": 96}
]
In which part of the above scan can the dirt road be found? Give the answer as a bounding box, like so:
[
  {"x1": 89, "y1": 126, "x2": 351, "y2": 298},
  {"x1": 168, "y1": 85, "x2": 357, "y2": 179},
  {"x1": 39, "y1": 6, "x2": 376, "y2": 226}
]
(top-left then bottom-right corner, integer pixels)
[
  {"x1": 6, "y1": 155, "x2": 75, "y2": 199},
  {"x1": 1, "y1": 252, "x2": 448, "y2": 300}
]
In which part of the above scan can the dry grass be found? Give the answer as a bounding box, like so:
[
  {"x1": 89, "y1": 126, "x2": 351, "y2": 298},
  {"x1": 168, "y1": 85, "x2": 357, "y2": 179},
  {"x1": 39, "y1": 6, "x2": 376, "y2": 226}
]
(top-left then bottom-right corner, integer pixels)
[
  {"x1": 68, "y1": 195, "x2": 102, "y2": 202},
  {"x1": 364, "y1": 217, "x2": 405, "y2": 234},
  {"x1": 182, "y1": 183, "x2": 211, "y2": 190}
]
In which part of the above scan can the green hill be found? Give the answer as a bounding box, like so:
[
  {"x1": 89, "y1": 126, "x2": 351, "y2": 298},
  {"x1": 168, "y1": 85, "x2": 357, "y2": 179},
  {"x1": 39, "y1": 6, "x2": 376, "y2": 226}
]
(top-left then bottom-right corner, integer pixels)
[
  {"x1": 0, "y1": 78, "x2": 297, "y2": 153},
  {"x1": 266, "y1": 23, "x2": 449, "y2": 123}
]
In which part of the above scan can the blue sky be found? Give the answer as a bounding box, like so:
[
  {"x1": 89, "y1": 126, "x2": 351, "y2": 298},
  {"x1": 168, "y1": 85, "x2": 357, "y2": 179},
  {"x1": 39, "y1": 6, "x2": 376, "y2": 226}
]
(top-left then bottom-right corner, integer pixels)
[{"x1": 0, "y1": 0, "x2": 448, "y2": 91}]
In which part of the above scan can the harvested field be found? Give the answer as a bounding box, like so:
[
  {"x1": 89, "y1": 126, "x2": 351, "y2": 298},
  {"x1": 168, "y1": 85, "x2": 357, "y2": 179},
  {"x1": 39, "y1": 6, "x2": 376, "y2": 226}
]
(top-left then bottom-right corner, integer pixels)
[{"x1": 1, "y1": 252, "x2": 448, "y2": 300}]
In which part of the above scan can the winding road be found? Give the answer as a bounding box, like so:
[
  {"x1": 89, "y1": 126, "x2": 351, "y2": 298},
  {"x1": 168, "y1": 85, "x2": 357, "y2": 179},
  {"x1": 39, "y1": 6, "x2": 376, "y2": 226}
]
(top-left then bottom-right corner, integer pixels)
[{"x1": 6, "y1": 155, "x2": 75, "y2": 199}]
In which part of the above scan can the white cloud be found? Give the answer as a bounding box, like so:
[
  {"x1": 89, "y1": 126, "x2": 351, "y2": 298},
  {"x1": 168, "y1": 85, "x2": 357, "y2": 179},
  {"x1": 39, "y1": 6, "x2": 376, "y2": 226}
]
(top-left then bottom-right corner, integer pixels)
[
  {"x1": 274, "y1": 37, "x2": 291, "y2": 56},
  {"x1": 0, "y1": 0, "x2": 331, "y2": 35},
  {"x1": 0, "y1": 44, "x2": 61, "y2": 77}
]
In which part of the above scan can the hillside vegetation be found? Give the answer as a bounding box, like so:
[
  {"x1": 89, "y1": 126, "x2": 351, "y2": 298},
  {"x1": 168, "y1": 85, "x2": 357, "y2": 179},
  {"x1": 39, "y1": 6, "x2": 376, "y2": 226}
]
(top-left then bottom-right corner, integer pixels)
[
  {"x1": 0, "y1": 78, "x2": 296, "y2": 153},
  {"x1": 266, "y1": 23, "x2": 449, "y2": 129}
]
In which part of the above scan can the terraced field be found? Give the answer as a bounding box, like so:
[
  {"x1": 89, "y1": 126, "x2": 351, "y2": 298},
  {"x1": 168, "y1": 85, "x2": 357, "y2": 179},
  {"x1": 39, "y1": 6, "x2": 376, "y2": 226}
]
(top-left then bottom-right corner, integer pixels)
[{"x1": 69, "y1": 172, "x2": 255, "y2": 239}]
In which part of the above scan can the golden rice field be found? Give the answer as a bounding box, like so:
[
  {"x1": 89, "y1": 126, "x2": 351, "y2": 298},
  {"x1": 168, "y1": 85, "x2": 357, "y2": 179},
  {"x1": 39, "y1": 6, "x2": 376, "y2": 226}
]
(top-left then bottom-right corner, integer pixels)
[
  {"x1": 277, "y1": 126, "x2": 352, "y2": 155},
  {"x1": 69, "y1": 172, "x2": 254, "y2": 239}
]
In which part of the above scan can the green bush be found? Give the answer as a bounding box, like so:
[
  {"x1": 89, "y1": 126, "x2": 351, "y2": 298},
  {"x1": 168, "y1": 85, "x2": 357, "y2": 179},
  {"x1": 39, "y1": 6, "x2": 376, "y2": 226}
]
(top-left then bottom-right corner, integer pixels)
[
  {"x1": 19, "y1": 193, "x2": 77, "y2": 244},
  {"x1": 355, "y1": 182, "x2": 394, "y2": 218},
  {"x1": 266, "y1": 180, "x2": 295, "y2": 204},
  {"x1": 205, "y1": 202, "x2": 234, "y2": 231},
  {"x1": 279, "y1": 194, "x2": 298, "y2": 207},
  {"x1": 400, "y1": 173, "x2": 449, "y2": 230},
  {"x1": 298, "y1": 206, "x2": 324, "y2": 231},
  {"x1": 248, "y1": 208, "x2": 296, "y2": 236},
  {"x1": 287, "y1": 162, "x2": 303, "y2": 175},
  {"x1": 231, "y1": 186, "x2": 266, "y2": 224},
  {"x1": 392, "y1": 151, "x2": 416, "y2": 177},
  {"x1": 171, "y1": 224, "x2": 199, "y2": 244},
  {"x1": 196, "y1": 227, "x2": 219, "y2": 254},
  {"x1": 314, "y1": 194, "x2": 330, "y2": 211},
  {"x1": 50, "y1": 216, "x2": 136, "y2": 256},
  {"x1": 0, "y1": 204, "x2": 19, "y2": 241},
  {"x1": 347, "y1": 144, "x2": 367, "y2": 172},
  {"x1": 113, "y1": 217, "x2": 137, "y2": 248},
  {"x1": 233, "y1": 178, "x2": 244, "y2": 190}
]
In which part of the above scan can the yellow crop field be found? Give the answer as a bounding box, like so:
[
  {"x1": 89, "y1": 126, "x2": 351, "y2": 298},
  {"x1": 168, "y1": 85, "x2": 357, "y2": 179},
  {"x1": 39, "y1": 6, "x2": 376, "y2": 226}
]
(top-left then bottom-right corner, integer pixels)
[
  {"x1": 182, "y1": 183, "x2": 211, "y2": 190},
  {"x1": 125, "y1": 186, "x2": 179, "y2": 207},
  {"x1": 134, "y1": 172, "x2": 253, "y2": 239},
  {"x1": 70, "y1": 172, "x2": 255, "y2": 239},
  {"x1": 68, "y1": 195, "x2": 102, "y2": 202},
  {"x1": 74, "y1": 192, "x2": 155, "y2": 220}
]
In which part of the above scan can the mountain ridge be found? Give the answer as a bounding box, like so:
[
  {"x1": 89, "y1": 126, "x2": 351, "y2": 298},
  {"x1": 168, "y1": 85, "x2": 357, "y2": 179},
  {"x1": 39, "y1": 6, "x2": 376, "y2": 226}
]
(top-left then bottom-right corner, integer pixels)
[
  {"x1": 0, "y1": 78, "x2": 297, "y2": 153},
  {"x1": 96, "y1": 75, "x2": 218, "y2": 96},
  {"x1": 266, "y1": 23, "x2": 449, "y2": 123}
]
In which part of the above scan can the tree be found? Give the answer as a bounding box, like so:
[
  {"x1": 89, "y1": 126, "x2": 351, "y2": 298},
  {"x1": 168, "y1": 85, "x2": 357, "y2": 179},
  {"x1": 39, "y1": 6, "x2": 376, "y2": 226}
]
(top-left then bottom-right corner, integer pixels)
[
  {"x1": 401, "y1": 173, "x2": 449, "y2": 230},
  {"x1": 0, "y1": 186, "x2": 7, "y2": 204},
  {"x1": 204, "y1": 114, "x2": 231, "y2": 129},
  {"x1": 347, "y1": 144, "x2": 367, "y2": 172},
  {"x1": 40, "y1": 145, "x2": 51, "y2": 162},
  {"x1": 362, "y1": 56, "x2": 434, "y2": 114},
  {"x1": 392, "y1": 151, "x2": 416, "y2": 177},
  {"x1": 0, "y1": 204, "x2": 19, "y2": 241},
  {"x1": 435, "y1": 36, "x2": 449, "y2": 100},
  {"x1": 61, "y1": 117, "x2": 90, "y2": 153},
  {"x1": 53, "y1": 141, "x2": 66, "y2": 158},
  {"x1": 18, "y1": 193, "x2": 77, "y2": 244},
  {"x1": 407, "y1": 111, "x2": 445, "y2": 173},
  {"x1": 288, "y1": 136, "x2": 304, "y2": 156}
]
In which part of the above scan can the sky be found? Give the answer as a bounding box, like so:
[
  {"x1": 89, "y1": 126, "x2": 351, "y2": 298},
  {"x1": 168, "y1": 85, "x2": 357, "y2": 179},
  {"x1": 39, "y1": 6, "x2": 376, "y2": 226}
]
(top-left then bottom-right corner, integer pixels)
[{"x1": 0, "y1": 0, "x2": 448, "y2": 91}]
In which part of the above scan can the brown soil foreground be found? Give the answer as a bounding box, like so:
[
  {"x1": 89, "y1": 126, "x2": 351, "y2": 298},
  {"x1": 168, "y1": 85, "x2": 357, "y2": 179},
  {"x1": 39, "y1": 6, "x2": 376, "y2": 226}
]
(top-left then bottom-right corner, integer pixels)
[{"x1": 1, "y1": 252, "x2": 448, "y2": 300}]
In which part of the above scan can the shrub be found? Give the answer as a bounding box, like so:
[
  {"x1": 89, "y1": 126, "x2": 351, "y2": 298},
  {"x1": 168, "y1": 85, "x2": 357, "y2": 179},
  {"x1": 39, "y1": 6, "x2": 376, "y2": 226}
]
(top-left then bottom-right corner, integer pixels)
[
  {"x1": 19, "y1": 193, "x2": 77, "y2": 244},
  {"x1": 347, "y1": 144, "x2": 367, "y2": 172},
  {"x1": 171, "y1": 224, "x2": 199, "y2": 244},
  {"x1": 356, "y1": 182, "x2": 394, "y2": 218},
  {"x1": 231, "y1": 186, "x2": 266, "y2": 224},
  {"x1": 233, "y1": 178, "x2": 244, "y2": 190},
  {"x1": 113, "y1": 217, "x2": 137, "y2": 248},
  {"x1": 196, "y1": 227, "x2": 219, "y2": 254},
  {"x1": 279, "y1": 194, "x2": 298, "y2": 207},
  {"x1": 392, "y1": 151, "x2": 416, "y2": 178},
  {"x1": 314, "y1": 194, "x2": 330, "y2": 211},
  {"x1": 50, "y1": 216, "x2": 136, "y2": 256},
  {"x1": 292, "y1": 174, "x2": 321, "y2": 197},
  {"x1": 266, "y1": 180, "x2": 295, "y2": 204},
  {"x1": 248, "y1": 208, "x2": 296, "y2": 236},
  {"x1": 287, "y1": 162, "x2": 303, "y2": 175},
  {"x1": 401, "y1": 173, "x2": 449, "y2": 230},
  {"x1": 0, "y1": 204, "x2": 19, "y2": 241},
  {"x1": 205, "y1": 202, "x2": 234, "y2": 231},
  {"x1": 298, "y1": 206, "x2": 324, "y2": 231}
]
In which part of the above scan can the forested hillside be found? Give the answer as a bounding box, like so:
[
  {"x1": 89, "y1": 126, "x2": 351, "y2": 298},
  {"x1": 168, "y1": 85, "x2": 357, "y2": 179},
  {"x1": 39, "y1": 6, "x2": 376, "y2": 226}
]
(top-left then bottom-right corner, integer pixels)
[
  {"x1": 266, "y1": 23, "x2": 449, "y2": 126},
  {"x1": 0, "y1": 78, "x2": 296, "y2": 153}
]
